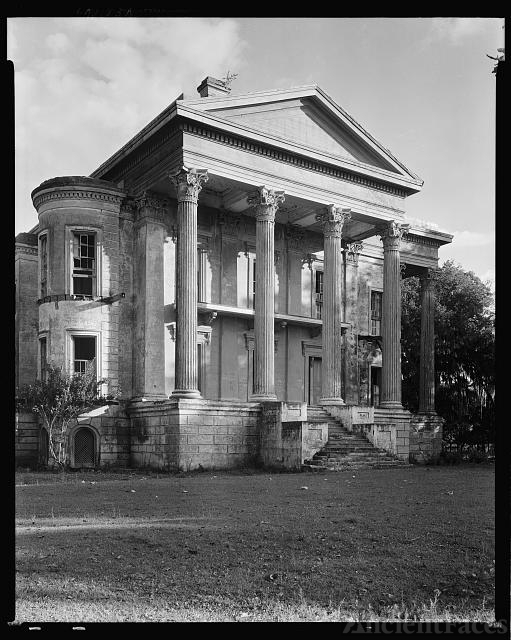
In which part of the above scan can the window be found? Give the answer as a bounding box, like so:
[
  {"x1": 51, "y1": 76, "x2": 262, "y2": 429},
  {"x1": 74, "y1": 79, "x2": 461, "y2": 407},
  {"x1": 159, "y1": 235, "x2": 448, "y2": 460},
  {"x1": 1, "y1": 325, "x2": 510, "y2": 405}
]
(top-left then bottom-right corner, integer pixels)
[
  {"x1": 72, "y1": 336, "x2": 96, "y2": 375},
  {"x1": 197, "y1": 246, "x2": 208, "y2": 303},
  {"x1": 370, "y1": 291, "x2": 383, "y2": 336},
  {"x1": 251, "y1": 258, "x2": 256, "y2": 309},
  {"x1": 39, "y1": 337, "x2": 47, "y2": 380},
  {"x1": 238, "y1": 249, "x2": 256, "y2": 309},
  {"x1": 314, "y1": 270, "x2": 323, "y2": 319},
  {"x1": 39, "y1": 235, "x2": 48, "y2": 297},
  {"x1": 72, "y1": 232, "x2": 96, "y2": 296}
]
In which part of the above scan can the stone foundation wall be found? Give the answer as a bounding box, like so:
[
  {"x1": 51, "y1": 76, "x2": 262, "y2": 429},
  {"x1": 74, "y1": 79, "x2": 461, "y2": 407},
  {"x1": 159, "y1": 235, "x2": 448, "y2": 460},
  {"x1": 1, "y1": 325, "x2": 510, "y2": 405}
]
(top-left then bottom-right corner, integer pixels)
[
  {"x1": 128, "y1": 399, "x2": 260, "y2": 471},
  {"x1": 302, "y1": 422, "x2": 329, "y2": 463},
  {"x1": 409, "y1": 414, "x2": 444, "y2": 462},
  {"x1": 372, "y1": 408, "x2": 411, "y2": 460},
  {"x1": 73, "y1": 405, "x2": 130, "y2": 468},
  {"x1": 259, "y1": 402, "x2": 306, "y2": 470}
]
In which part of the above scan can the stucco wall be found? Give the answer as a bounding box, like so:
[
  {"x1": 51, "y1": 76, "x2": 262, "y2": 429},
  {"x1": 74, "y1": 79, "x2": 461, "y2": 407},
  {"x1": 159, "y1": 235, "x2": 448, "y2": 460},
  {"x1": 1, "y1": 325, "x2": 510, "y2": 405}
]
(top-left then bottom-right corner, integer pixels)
[{"x1": 15, "y1": 246, "x2": 39, "y2": 388}]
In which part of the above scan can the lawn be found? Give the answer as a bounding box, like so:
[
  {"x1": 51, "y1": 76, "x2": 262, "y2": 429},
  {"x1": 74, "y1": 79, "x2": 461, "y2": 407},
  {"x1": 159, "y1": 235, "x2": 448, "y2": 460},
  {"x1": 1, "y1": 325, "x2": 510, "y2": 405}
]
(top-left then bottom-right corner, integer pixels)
[{"x1": 14, "y1": 465, "x2": 495, "y2": 622}]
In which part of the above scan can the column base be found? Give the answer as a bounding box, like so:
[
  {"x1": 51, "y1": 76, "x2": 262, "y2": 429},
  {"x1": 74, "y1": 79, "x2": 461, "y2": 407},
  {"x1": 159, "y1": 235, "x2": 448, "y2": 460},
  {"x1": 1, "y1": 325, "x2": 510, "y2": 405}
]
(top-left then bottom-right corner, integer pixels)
[
  {"x1": 171, "y1": 389, "x2": 202, "y2": 399},
  {"x1": 131, "y1": 394, "x2": 168, "y2": 402},
  {"x1": 320, "y1": 397, "x2": 345, "y2": 406},
  {"x1": 379, "y1": 401, "x2": 403, "y2": 410},
  {"x1": 250, "y1": 393, "x2": 278, "y2": 403}
]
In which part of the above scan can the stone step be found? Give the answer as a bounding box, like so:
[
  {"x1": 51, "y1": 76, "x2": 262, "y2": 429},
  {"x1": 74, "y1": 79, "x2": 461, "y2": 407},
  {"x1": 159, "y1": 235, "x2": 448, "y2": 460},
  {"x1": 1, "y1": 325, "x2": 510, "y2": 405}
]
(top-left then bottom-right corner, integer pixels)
[
  {"x1": 327, "y1": 438, "x2": 370, "y2": 445},
  {"x1": 303, "y1": 462, "x2": 409, "y2": 471},
  {"x1": 327, "y1": 442, "x2": 371, "y2": 447},
  {"x1": 312, "y1": 454, "x2": 394, "y2": 463}
]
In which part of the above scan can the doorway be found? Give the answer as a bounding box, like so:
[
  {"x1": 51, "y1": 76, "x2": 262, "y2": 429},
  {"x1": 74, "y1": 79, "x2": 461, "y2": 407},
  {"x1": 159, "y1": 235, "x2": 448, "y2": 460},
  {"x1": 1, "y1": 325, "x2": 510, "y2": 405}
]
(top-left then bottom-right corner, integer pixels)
[
  {"x1": 308, "y1": 356, "x2": 322, "y2": 405},
  {"x1": 370, "y1": 366, "x2": 382, "y2": 407},
  {"x1": 73, "y1": 427, "x2": 96, "y2": 468}
]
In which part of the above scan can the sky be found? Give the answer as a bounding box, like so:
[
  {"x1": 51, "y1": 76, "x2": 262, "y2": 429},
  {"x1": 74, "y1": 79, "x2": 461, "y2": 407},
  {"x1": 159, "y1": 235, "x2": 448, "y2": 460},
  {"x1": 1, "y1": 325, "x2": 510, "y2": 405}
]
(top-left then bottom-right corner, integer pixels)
[{"x1": 8, "y1": 17, "x2": 502, "y2": 286}]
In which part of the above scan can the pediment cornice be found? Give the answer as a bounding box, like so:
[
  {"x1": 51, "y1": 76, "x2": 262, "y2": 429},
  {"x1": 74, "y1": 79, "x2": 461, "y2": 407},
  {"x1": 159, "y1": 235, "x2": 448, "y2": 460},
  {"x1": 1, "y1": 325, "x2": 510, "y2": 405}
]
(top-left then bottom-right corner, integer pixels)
[{"x1": 176, "y1": 103, "x2": 422, "y2": 193}]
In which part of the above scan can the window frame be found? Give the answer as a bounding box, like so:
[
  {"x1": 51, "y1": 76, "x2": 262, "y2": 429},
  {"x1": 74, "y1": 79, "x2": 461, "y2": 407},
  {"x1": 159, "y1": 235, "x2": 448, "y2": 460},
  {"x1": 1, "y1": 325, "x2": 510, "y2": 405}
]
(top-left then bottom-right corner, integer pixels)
[
  {"x1": 313, "y1": 268, "x2": 324, "y2": 319},
  {"x1": 38, "y1": 333, "x2": 48, "y2": 381},
  {"x1": 65, "y1": 226, "x2": 102, "y2": 298},
  {"x1": 66, "y1": 329, "x2": 102, "y2": 383},
  {"x1": 197, "y1": 236, "x2": 210, "y2": 303},
  {"x1": 369, "y1": 288, "x2": 383, "y2": 336},
  {"x1": 38, "y1": 232, "x2": 49, "y2": 298}
]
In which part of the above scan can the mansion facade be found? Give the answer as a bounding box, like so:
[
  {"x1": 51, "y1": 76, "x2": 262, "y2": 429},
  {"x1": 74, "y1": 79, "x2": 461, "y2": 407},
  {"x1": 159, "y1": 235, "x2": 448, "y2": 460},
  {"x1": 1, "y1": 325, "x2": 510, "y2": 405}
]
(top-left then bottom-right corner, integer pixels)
[{"x1": 15, "y1": 76, "x2": 452, "y2": 470}]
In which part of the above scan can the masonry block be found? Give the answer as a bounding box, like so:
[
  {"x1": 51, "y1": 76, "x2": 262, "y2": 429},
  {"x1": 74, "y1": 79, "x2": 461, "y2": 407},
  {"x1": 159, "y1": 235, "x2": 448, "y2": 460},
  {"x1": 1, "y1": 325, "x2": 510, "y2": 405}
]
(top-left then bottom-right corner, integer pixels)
[
  {"x1": 198, "y1": 444, "x2": 228, "y2": 454},
  {"x1": 187, "y1": 434, "x2": 215, "y2": 445}
]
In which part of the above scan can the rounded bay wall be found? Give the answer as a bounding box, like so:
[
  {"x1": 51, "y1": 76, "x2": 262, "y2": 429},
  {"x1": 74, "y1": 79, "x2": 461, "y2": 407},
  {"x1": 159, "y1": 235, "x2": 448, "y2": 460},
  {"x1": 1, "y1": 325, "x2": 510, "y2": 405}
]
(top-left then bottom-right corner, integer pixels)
[{"x1": 33, "y1": 176, "x2": 127, "y2": 394}]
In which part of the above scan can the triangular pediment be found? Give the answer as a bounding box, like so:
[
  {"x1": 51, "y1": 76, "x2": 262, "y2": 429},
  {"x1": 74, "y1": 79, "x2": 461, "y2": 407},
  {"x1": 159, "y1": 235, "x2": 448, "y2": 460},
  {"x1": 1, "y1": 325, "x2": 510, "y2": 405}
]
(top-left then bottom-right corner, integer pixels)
[{"x1": 201, "y1": 96, "x2": 400, "y2": 174}]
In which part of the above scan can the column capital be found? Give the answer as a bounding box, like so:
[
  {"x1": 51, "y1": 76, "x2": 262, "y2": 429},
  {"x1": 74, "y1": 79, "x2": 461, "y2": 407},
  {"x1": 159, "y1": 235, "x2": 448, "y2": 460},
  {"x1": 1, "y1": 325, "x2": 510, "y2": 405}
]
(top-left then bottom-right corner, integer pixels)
[
  {"x1": 316, "y1": 205, "x2": 351, "y2": 238},
  {"x1": 345, "y1": 241, "x2": 364, "y2": 265},
  {"x1": 247, "y1": 186, "x2": 285, "y2": 222},
  {"x1": 170, "y1": 166, "x2": 208, "y2": 203},
  {"x1": 379, "y1": 220, "x2": 410, "y2": 250},
  {"x1": 134, "y1": 191, "x2": 170, "y2": 225}
]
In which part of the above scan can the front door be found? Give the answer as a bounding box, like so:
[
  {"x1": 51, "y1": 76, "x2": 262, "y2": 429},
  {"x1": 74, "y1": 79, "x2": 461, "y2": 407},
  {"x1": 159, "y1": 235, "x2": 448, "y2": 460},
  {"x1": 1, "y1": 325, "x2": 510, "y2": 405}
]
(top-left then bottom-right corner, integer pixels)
[{"x1": 309, "y1": 356, "x2": 322, "y2": 405}]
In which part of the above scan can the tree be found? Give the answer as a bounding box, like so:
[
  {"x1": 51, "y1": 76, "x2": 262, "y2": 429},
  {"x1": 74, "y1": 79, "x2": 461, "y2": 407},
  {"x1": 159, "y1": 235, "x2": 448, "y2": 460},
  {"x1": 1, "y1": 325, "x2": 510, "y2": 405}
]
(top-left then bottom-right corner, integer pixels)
[
  {"x1": 401, "y1": 261, "x2": 495, "y2": 451},
  {"x1": 16, "y1": 361, "x2": 117, "y2": 469}
]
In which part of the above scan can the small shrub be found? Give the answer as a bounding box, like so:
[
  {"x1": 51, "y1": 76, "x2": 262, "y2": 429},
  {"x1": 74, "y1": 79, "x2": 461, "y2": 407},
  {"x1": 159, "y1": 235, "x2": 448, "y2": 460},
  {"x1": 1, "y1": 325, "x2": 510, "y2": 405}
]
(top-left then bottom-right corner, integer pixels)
[
  {"x1": 466, "y1": 449, "x2": 488, "y2": 464},
  {"x1": 16, "y1": 360, "x2": 117, "y2": 470},
  {"x1": 440, "y1": 450, "x2": 464, "y2": 465}
]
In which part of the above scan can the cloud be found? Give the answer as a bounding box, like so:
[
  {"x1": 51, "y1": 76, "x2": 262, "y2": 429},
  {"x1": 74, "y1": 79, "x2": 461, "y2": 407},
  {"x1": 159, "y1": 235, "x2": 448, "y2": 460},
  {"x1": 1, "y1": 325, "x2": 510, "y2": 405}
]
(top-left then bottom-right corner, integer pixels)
[
  {"x1": 427, "y1": 17, "x2": 501, "y2": 46},
  {"x1": 450, "y1": 230, "x2": 494, "y2": 248},
  {"x1": 10, "y1": 17, "x2": 246, "y2": 233},
  {"x1": 45, "y1": 32, "x2": 71, "y2": 53}
]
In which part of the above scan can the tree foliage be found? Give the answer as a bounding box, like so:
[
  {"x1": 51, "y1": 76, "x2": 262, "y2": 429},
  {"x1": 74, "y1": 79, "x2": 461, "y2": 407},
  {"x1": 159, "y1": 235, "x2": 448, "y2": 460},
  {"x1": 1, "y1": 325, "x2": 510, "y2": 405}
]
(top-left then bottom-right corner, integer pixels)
[
  {"x1": 16, "y1": 361, "x2": 116, "y2": 468},
  {"x1": 401, "y1": 261, "x2": 495, "y2": 450}
]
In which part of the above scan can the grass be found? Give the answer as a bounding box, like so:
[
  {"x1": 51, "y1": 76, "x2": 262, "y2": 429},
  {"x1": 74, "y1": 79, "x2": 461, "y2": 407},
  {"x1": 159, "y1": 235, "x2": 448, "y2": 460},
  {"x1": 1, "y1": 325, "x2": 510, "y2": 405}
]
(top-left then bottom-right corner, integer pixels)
[{"x1": 15, "y1": 465, "x2": 495, "y2": 622}]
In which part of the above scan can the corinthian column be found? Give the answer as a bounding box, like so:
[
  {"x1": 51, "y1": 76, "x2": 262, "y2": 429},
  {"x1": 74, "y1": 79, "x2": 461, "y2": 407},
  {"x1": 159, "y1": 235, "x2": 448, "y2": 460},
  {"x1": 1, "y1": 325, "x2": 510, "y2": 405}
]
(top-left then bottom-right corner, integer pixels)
[
  {"x1": 379, "y1": 221, "x2": 409, "y2": 408},
  {"x1": 316, "y1": 205, "x2": 351, "y2": 405},
  {"x1": 247, "y1": 186, "x2": 285, "y2": 401},
  {"x1": 344, "y1": 241, "x2": 363, "y2": 404},
  {"x1": 132, "y1": 193, "x2": 168, "y2": 400},
  {"x1": 419, "y1": 269, "x2": 436, "y2": 413},
  {"x1": 170, "y1": 167, "x2": 208, "y2": 398}
]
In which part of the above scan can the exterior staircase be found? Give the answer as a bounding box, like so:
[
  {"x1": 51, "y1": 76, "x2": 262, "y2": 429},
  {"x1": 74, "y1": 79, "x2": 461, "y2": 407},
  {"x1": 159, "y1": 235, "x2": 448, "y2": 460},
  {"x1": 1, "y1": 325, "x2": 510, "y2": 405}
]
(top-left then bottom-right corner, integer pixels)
[{"x1": 303, "y1": 406, "x2": 410, "y2": 471}]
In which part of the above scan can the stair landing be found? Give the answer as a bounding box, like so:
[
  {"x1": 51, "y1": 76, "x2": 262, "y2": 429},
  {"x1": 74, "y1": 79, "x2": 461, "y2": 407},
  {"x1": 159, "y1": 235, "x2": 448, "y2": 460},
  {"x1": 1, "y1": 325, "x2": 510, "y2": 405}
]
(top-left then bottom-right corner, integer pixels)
[{"x1": 304, "y1": 406, "x2": 410, "y2": 471}]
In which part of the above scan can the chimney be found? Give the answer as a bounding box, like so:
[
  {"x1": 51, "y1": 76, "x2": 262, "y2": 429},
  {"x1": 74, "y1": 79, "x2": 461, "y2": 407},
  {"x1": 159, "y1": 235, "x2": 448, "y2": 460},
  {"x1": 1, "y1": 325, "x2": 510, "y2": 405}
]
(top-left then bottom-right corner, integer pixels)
[{"x1": 197, "y1": 76, "x2": 231, "y2": 98}]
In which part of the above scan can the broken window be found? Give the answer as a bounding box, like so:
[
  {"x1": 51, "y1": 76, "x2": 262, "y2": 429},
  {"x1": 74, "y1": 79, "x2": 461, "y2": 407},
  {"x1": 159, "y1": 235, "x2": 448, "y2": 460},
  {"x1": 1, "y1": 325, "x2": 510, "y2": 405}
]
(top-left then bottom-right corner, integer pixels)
[
  {"x1": 72, "y1": 232, "x2": 96, "y2": 297},
  {"x1": 72, "y1": 335, "x2": 96, "y2": 375}
]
